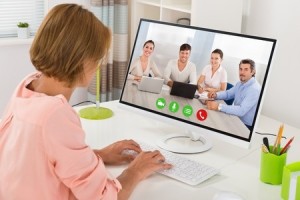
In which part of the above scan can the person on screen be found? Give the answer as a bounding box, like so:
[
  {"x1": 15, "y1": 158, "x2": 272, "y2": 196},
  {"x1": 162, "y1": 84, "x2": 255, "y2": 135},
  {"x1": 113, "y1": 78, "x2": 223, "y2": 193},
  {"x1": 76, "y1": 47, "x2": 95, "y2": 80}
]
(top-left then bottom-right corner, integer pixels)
[
  {"x1": 206, "y1": 59, "x2": 261, "y2": 130},
  {"x1": 197, "y1": 48, "x2": 227, "y2": 93},
  {"x1": 0, "y1": 4, "x2": 171, "y2": 200},
  {"x1": 127, "y1": 40, "x2": 162, "y2": 81},
  {"x1": 163, "y1": 43, "x2": 197, "y2": 87}
]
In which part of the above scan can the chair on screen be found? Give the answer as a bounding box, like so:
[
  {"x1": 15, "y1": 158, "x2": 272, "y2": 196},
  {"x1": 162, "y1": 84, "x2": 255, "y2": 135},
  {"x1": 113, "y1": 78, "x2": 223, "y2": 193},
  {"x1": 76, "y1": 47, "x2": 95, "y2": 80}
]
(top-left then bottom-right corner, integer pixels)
[{"x1": 224, "y1": 82, "x2": 234, "y2": 105}]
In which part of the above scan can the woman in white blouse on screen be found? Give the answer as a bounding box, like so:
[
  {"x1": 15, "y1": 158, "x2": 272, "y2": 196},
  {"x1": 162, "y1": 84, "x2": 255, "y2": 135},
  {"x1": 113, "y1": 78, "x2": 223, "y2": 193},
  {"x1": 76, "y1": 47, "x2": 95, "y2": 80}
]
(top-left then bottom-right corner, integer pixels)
[
  {"x1": 127, "y1": 40, "x2": 162, "y2": 81},
  {"x1": 197, "y1": 48, "x2": 227, "y2": 93}
]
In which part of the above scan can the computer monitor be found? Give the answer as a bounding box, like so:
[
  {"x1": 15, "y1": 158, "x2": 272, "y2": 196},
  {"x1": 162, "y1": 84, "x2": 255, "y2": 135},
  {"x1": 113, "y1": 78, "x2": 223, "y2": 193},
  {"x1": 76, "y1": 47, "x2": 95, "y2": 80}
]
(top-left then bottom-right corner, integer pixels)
[{"x1": 119, "y1": 19, "x2": 276, "y2": 153}]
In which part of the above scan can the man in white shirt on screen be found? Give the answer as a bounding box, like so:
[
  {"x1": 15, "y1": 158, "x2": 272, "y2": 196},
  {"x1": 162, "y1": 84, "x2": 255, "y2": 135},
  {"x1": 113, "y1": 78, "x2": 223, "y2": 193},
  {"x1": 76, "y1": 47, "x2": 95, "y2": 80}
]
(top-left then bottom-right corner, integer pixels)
[{"x1": 163, "y1": 43, "x2": 197, "y2": 87}]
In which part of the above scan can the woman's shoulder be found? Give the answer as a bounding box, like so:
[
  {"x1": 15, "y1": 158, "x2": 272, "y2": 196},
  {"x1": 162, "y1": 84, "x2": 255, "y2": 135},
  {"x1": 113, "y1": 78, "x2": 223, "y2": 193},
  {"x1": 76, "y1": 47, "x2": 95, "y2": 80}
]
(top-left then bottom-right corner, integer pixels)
[
  {"x1": 201, "y1": 65, "x2": 211, "y2": 72},
  {"x1": 219, "y1": 65, "x2": 227, "y2": 73},
  {"x1": 32, "y1": 95, "x2": 74, "y2": 117},
  {"x1": 130, "y1": 57, "x2": 141, "y2": 65},
  {"x1": 203, "y1": 64, "x2": 211, "y2": 69},
  {"x1": 148, "y1": 58, "x2": 157, "y2": 64},
  {"x1": 9, "y1": 91, "x2": 78, "y2": 130}
]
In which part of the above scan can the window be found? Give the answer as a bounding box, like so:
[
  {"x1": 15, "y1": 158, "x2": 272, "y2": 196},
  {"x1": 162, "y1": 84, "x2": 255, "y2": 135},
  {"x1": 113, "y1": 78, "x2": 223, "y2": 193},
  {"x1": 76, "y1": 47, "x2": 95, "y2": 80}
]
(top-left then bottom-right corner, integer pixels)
[{"x1": 0, "y1": 0, "x2": 45, "y2": 38}]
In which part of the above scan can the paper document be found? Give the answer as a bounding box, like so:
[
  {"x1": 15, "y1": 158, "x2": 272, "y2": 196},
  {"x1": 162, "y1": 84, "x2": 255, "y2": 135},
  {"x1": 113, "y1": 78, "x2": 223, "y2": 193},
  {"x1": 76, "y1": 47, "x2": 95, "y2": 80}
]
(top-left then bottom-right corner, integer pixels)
[{"x1": 195, "y1": 91, "x2": 213, "y2": 100}]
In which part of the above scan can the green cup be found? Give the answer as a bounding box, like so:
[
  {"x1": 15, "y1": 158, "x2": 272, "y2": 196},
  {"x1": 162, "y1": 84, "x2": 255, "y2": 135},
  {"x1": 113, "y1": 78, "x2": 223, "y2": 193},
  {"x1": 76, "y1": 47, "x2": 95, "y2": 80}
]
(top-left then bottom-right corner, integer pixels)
[
  {"x1": 281, "y1": 162, "x2": 300, "y2": 200},
  {"x1": 260, "y1": 146, "x2": 287, "y2": 185}
]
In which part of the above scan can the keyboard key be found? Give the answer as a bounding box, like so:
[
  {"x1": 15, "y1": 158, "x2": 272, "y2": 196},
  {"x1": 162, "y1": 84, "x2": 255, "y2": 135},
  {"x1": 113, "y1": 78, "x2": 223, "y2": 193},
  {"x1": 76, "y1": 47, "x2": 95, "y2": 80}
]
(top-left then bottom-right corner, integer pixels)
[{"x1": 137, "y1": 141, "x2": 219, "y2": 185}]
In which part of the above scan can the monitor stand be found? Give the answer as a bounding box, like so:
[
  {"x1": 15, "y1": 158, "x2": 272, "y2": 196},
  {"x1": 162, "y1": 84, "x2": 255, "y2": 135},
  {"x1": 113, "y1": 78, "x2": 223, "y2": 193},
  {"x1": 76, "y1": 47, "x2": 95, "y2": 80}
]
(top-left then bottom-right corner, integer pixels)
[{"x1": 156, "y1": 130, "x2": 212, "y2": 153}]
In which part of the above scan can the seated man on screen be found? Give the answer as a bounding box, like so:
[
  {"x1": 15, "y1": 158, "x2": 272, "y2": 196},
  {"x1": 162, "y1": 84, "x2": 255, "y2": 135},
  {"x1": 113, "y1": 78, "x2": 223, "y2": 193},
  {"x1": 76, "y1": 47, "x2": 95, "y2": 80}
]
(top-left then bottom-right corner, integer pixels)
[
  {"x1": 163, "y1": 43, "x2": 197, "y2": 87},
  {"x1": 206, "y1": 59, "x2": 261, "y2": 130}
]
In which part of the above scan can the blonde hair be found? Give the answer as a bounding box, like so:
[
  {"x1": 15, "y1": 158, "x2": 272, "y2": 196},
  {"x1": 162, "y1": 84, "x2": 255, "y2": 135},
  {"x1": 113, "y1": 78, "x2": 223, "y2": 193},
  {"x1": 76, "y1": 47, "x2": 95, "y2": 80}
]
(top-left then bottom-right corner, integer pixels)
[{"x1": 30, "y1": 4, "x2": 111, "y2": 87}]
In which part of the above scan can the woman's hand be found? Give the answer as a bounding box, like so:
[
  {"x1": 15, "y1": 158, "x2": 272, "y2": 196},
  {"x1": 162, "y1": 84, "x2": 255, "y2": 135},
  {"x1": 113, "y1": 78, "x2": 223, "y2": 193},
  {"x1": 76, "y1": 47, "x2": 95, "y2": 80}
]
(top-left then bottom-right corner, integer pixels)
[
  {"x1": 205, "y1": 87, "x2": 219, "y2": 92},
  {"x1": 198, "y1": 86, "x2": 204, "y2": 93},
  {"x1": 117, "y1": 150, "x2": 172, "y2": 200},
  {"x1": 205, "y1": 87, "x2": 213, "y2": 92},
  {"x1": 94, "y1": 139, "x2": 142, "y2": 165},
  {"x1": 134, "y1": 76, "x2": 142, "y2": 81},
  {"x1": 206, "y1": 101, "x2": 219, "y2": 110},
  {"x1": 207, "y1": 91, "x2": 217, "y2": 99},
  {"x1": 126, "y1": 150, "x2": 172, "y2": 181}
]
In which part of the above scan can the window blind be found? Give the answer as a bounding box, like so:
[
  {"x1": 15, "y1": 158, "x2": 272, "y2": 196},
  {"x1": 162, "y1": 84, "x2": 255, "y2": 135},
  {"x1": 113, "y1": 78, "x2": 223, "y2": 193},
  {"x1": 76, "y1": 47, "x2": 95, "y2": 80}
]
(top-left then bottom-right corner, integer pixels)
[{"x1": 0, "y1": 0, "x2": 44, "y2": 38}]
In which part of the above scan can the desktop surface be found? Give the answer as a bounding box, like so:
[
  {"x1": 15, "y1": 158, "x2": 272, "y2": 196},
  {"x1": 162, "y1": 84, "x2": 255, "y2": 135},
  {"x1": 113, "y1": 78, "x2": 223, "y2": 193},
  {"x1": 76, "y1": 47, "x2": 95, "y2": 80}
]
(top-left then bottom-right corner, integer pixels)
[{"x1": 74, "y1": 101, "x2": 298, "y2": 200}]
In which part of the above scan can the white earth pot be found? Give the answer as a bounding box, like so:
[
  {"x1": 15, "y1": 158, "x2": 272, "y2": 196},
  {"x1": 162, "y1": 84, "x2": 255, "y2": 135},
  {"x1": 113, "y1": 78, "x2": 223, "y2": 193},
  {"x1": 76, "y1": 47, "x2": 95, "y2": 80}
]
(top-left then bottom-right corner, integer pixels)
[{"x1": 17, "y1": 28, "x2": 29, "y2": 39}]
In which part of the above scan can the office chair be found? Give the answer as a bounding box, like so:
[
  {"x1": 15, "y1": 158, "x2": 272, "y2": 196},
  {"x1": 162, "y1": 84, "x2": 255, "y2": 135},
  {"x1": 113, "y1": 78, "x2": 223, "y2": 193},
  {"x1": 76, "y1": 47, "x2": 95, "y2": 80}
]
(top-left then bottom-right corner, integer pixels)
[{"x1": 224, "y1": 82, "x2": 234, "y2": 105}]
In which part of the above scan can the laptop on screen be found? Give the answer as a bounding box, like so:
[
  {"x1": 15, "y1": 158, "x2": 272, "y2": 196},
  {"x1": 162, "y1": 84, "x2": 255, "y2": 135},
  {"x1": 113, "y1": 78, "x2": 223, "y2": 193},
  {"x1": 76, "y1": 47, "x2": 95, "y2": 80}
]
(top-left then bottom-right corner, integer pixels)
[
  {"x1": 170, "y1": 81, "x2": 197, "y2": 99},
  {"x1": 137, "y1": 76, "x2": 164, "y2": 94}
]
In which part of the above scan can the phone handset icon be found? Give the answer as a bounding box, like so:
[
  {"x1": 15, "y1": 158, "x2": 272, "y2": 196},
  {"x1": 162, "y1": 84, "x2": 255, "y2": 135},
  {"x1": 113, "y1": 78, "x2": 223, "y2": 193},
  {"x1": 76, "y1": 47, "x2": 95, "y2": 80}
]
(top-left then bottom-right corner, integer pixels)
[
  {"x1": 196, "y1": 109, "x2": 207, "y2": 121},
  {"x1": 199, "y1": 111, "x2": 205, "y2": 119}
]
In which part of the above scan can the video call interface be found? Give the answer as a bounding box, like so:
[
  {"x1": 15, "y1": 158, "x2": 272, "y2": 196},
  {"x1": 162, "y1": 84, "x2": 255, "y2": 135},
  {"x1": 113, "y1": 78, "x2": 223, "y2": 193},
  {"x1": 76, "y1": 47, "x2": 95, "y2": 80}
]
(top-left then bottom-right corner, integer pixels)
[{"x1": 120, "y1": 19, "x2": 276, "y2": 141}]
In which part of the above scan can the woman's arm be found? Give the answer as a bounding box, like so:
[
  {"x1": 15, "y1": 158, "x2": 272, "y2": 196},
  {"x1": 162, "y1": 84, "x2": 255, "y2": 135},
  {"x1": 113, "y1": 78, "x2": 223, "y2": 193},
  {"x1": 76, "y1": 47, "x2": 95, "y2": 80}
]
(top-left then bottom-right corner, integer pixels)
[
  {"x1": 189, "y1": 63, "x2": 197, "y2": 84},
  {"x1": 127, "y1": 59, "x2": 142, "y2": 81},
  {"x1": 96, "y1": 140, "x2": 172, "y2": 200},
  {"x1": 117, "y1": 151, "x2": 172, "y2": 200},
  {"x1": 94, "y1": 140, "x2": 141, "y2": 165},
  {"x1": 220, "y1": 82, "x2": 227, "y2": 91},
  {"x1": 150, "y1": 60, "x2": 162, "y2": 78},
  {"x1": 197, "y1": 75, "x2": 205, "y2": 93},
  {"x1": 205, "y1": 82, "x2": 227, "y2": 92},
  {"x1": 163, "y1": 60, "x2": 173, "y2": 85}
]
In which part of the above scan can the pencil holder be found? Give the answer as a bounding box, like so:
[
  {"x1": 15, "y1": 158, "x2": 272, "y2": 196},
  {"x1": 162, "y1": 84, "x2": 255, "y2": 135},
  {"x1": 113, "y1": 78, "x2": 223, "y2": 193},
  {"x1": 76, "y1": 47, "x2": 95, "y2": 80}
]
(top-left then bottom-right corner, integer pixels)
[
  {"x1": 260, "y1": 146, "x2": 287, "y2": 185},
  {"x1": 281, "y1": 162, "x2": 300, "y2": 200}
]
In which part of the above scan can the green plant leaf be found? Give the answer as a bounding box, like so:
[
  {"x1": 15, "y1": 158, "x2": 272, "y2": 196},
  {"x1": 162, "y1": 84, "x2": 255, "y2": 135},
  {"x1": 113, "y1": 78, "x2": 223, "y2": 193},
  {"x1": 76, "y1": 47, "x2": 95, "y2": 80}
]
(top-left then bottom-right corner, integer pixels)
[{"x1": 17, "y1": 22, "x2": 29, "y2": 28}]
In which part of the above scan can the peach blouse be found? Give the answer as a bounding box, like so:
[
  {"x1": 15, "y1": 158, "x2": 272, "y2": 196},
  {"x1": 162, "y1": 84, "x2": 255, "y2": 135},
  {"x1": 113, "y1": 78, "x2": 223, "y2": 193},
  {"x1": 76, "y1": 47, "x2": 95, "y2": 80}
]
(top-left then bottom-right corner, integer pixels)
[{"x1": 0, "y1": 73, "x2": 121, "y2": 200}]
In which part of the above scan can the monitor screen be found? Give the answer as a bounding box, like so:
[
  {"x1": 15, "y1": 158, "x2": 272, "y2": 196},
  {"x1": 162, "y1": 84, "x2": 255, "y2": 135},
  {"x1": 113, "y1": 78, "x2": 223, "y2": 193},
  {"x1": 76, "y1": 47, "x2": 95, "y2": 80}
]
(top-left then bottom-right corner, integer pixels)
[{"x1": 119, "y1": 19, "x2": 276, "y2": 153}]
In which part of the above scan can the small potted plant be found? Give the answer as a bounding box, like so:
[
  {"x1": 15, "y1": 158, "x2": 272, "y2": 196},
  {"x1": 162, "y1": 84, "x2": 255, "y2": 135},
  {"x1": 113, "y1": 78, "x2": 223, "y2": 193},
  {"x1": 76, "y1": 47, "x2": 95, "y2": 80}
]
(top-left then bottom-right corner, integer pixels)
[{"x1": 17, "y1": 22, "x2": 29, "y2": 39}]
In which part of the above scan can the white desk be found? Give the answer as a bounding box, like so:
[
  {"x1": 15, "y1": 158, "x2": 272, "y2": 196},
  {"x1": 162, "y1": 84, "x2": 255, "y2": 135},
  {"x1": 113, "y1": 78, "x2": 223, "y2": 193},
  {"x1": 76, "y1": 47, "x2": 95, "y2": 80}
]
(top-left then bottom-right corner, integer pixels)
[{"x1": 74, "y1": 101, "x2": 299, "y2": 200}]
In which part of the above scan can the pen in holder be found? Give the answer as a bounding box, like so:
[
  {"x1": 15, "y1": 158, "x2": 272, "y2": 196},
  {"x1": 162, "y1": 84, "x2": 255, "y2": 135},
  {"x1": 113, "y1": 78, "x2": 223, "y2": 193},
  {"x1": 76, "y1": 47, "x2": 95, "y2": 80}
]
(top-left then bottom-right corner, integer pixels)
[{"x1": 260, "y1": 145, "x2": 287, "y2": 185}]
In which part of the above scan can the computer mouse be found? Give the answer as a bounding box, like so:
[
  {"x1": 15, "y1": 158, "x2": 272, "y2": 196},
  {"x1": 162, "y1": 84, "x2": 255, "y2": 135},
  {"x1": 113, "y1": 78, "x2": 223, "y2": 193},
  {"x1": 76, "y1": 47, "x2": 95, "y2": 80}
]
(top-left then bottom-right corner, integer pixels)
[{"x1": 213, "y1": 191, "x2": 244, "y2": 200}]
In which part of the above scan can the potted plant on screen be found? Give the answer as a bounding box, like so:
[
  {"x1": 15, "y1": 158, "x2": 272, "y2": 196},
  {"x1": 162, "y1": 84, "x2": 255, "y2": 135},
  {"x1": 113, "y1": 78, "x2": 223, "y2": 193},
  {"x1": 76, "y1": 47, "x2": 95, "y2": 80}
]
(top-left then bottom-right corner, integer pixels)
[{"x1": 17, "y1": 22, "x2": 29, "y2": 39}]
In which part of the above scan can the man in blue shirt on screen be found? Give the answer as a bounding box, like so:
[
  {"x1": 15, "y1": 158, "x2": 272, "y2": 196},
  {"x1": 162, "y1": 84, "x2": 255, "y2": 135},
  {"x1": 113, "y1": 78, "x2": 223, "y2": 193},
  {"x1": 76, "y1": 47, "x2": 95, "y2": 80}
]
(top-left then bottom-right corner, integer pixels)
[{"x1": 206, "y1": 59, "x2": 261, "y2": 130}]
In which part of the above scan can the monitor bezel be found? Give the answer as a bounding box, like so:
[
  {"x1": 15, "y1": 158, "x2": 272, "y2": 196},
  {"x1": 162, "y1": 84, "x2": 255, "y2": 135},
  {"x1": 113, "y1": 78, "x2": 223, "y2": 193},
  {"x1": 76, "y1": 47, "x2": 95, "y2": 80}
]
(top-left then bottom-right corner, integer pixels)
[{"x1": 119, "y1": 18, "x2": 276, "y2": 147}]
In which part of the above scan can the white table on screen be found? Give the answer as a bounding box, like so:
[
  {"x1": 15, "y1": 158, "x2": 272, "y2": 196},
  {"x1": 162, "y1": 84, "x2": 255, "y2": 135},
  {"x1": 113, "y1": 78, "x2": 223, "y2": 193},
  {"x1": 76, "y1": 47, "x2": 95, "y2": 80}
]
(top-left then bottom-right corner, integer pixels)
[
  {"x1": 74, "y1": 101, "x2": 299, "y2": 200},
  {"x1": 122, "y1": 80, "x2": 250, "y2": 138}
]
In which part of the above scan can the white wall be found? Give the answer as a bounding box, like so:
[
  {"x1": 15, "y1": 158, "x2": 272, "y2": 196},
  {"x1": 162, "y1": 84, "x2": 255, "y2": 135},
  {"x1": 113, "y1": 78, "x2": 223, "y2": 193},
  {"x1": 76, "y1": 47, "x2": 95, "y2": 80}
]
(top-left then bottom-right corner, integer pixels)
[
  {"x1": 2, "y1": 0, "x2": 300, "y2": 129},
  {"x1": 192, "y1": 0, "x2": 243, "y2": 33},
  {"x1": 243, "y1": 0, "x2": 300, "y2": 128},
  {"x1": 0, "y1": 43, "x2": 34, "y2": 115},
  {"x1": 0, "y1": 41, "x2": 89, "y2": 116},
  {"x1": 0, "y1": 0, "x2": 91, "y2": 117}
]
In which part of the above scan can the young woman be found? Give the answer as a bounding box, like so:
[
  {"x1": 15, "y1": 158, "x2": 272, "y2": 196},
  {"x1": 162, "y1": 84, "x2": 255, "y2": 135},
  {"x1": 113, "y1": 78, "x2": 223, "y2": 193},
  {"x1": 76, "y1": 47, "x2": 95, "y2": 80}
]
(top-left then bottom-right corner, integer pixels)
[
  {"x1": 127, "y1": 40, "x2": 162, "y2": 81},
  {"x1": 197, "y1": 48, "x2": 227, "y2": 93},
  {"x1": 0, "y1": 4, "x2": 171, "y2": 200}
]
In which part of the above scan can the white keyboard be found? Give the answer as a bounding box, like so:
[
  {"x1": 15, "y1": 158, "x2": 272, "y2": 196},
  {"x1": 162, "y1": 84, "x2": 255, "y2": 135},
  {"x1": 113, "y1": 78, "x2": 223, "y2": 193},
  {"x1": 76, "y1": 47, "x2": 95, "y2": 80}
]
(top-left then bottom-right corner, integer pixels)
[{"x1": 134, "y1": 141, "x2": 219, "y2": 186}]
